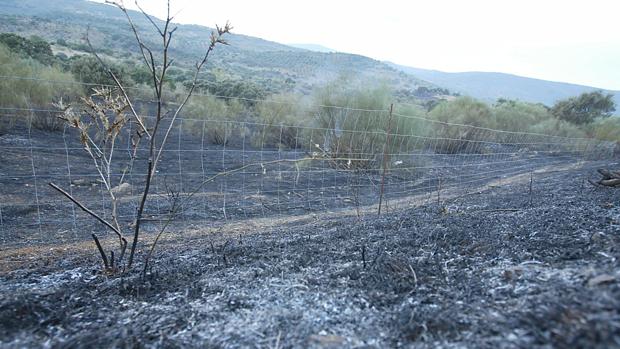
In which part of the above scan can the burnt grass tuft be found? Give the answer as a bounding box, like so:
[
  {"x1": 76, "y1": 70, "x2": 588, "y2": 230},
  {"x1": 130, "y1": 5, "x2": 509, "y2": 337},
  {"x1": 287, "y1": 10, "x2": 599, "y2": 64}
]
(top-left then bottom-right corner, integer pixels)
[{"x1": 1, "y1": 167, "x2": 620, "y2": 348}]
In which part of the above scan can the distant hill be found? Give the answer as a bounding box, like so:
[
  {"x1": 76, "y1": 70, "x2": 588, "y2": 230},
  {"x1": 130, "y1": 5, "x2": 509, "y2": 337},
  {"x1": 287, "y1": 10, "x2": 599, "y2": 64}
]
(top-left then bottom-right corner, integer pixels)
[
  {"x1": 388, "y1": 63, "x2": 620, "y2": 107},
  {"x1": 288, "y1": 44, "x2": 337, "y2": 53},
  {"x1": 13, "y1": 0, "x2": 611, "y2": 108},
  {"x1": 0, "y1": 0, "x2": 297, "y2": 53},
  {"x1": 0, "y1": 0, "x2": 432, "y2": 97}
]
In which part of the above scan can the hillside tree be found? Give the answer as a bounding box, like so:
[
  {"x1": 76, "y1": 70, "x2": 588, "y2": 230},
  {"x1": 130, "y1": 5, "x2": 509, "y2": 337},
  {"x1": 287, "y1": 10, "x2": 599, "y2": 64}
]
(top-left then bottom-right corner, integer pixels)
[
  {"x1": 0, "y1": 33, "x2": 56, "y2": 65},
  {"x1": 551, "y1": 91, "x2": 616, "y2": 125},
  {"x1": 69, "y1": 55, "x2": 131, "y2": 87}
]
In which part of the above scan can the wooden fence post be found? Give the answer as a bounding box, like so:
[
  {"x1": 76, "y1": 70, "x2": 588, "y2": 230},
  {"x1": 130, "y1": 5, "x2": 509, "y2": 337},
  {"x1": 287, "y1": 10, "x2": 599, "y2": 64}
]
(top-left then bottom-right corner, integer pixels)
[{"x1": 378, "y1": 103, "x2": 394, "y2": 215}]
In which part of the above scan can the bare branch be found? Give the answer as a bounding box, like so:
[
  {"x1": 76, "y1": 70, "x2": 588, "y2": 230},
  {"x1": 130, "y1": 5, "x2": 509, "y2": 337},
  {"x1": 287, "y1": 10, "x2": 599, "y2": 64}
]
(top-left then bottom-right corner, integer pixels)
[
  {"x1": 49, "y1": 182, "x2": 124, "y2": 240},
  {"x1": 127, "y1": 160, "x2": 153, "y2": 267},
  {"x1": 84, "y1": 28, "x2": 151, "y2": 138},
  {"x1": 134, "y1": 0, "x2": 164, "y2": 36},
  {"x1": 107, "y1": 2, "x2": 160, "y2": 91},
  {"x1": 92, "y1": 233, "x2": 110, "y2": 269},
  {"x1": 153, "y1": 23, "x2": 232, "y2": 168},
  {"x1": 118, "y1": 135, "x2": 141, "y2": 185}
]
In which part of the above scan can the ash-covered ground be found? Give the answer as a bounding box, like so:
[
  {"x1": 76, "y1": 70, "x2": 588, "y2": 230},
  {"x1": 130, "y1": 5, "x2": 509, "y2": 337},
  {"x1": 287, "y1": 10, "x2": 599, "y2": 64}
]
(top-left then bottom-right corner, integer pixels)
[{"x1": 1, "y1": 164, "x2": 620, "y2": 348}]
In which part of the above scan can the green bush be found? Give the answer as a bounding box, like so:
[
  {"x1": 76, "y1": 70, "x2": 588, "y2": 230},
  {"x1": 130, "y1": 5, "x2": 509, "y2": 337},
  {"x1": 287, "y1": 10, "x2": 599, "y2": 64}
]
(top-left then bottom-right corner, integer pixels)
[
  {"x1": 587, "y1": 117, "x2": 620, "y2": 142},
  {"x1": 252, "y1": 93, "x2": 307, "y2": 149},
  {"x1": 0, "y1": 44, "x2": 83, "y2": 131},
  {"x1": 391, "y1": 103, "x2": 432, "y2": 152},
  {"x1": 69, "y1": 55, "x2": 131, "y2": 88},
  {"x1": 0, "y1": 33, "x2": 56, "y2": 66},
  {"x1": 182, "y1": 95, "x2": 246, "y2": 145},
  {"x1": 425, "y1": 98, "x2": 591, "y2": 152},
  {"x1": 428, "y1": 97, "x2": 494, "y2": 153},
  {"x1": 190, "y1": 78, "x2": 266, "y2": 104},
  {"x1": 312, "y1": 83, "x2": 421, "y2": 168},
  {"x1": 528, "y1": 118, "x2": 586, "y2": 138},
  {"x1": 492, "y1": 100, "x2": 552, "y2": 132}
]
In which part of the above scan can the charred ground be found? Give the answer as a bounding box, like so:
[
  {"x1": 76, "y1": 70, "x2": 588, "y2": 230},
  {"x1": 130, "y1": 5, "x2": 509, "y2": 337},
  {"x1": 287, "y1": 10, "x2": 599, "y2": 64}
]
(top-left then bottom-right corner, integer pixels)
[{"x1": 1, "y1": 162, "x2": 619, "y2": 348}]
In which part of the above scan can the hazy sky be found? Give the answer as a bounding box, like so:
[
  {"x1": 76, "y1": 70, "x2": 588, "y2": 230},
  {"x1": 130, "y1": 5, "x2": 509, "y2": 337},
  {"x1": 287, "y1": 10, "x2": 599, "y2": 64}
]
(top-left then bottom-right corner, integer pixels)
[{"x1": 104, "y1": 0, "x2": 620, "y2": 90}]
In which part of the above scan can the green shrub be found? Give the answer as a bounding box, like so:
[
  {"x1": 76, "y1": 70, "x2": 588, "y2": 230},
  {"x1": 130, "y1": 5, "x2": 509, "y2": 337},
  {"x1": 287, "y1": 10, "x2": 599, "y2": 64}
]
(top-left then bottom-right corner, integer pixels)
[
  {"x1": 0, "y1": 33, "x2": 56, "y2": 66},
  {"x1": 0, "y1": 44, "x2": 82, "y2": 131},
  {"x1": 587, "y1": 117, "x2": 620, "y2": 142},
  {"x1": 391, "y1": 103, "x2": 432, "y2": 153},
  {"x1": 69, "y1": 55, "x2": 131, "y2": 87},
  {"x1": 190, "y1": 78, "x2": 266, "y2": 104},
  {"x1": 492, "y1": 100, "x2": 552, "y2": 132},
  {"x1": 252, "y1": 93, "x2": 307, "y2": 149},
  {"x1": 529, "y1": 118, "x2": 586, "y2": 138},
  {"x1": 182, "y1": 95, "x2": 246, "y2": 145},
  {"x1": 312, "y1": 83, "x2": 420, "y2": 168},
  {"x1": 524, "y1": 118, "x2": 588, "y2": 153},
  {"x1": 428, "y1": 97, "x2": 494, "y2": 153}
]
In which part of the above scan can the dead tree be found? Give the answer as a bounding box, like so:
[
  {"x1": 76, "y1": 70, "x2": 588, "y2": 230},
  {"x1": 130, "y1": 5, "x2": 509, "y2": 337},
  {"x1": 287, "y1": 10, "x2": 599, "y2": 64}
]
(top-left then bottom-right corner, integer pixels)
[{"x1": 51, "y1": 0, "x2": 231, "y2": 271}]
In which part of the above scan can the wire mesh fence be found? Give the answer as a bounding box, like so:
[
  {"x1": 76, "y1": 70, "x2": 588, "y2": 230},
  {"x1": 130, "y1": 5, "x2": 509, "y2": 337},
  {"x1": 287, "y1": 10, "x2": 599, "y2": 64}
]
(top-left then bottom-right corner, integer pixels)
[{"x1": 0, "y1": 76, "x2": 617, "y2": 247}]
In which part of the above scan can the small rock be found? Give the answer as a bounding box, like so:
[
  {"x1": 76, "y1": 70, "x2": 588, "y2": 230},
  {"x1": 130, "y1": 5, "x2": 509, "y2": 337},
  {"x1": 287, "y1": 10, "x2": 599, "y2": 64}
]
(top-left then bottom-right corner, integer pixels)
[{"x1": 587, "y1": 274, "x2": 616, "y2": 287}]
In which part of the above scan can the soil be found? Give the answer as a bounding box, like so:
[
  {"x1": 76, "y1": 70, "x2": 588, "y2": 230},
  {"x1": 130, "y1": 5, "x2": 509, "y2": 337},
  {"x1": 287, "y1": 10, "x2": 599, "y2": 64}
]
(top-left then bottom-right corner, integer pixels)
[{"x1": 1, "y1": 154, "x2": 620, "y2": 348}]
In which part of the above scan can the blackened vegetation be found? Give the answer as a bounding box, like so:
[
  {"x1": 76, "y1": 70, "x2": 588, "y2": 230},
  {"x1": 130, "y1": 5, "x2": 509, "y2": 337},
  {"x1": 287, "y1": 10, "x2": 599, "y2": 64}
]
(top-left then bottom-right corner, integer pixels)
[{"x1": 1, "y1": 166, "x2": 620, "y2": 348}]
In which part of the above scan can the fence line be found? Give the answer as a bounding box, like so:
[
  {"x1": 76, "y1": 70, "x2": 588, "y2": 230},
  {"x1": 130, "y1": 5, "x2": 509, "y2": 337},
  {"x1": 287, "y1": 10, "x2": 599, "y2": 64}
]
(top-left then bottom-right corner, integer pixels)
[
  {"x1": 0, "y1": 108, "x2": 598, "y2": 148},
  {"x1": 0, "y1": 79, "x2": 617, "y2": 247}
]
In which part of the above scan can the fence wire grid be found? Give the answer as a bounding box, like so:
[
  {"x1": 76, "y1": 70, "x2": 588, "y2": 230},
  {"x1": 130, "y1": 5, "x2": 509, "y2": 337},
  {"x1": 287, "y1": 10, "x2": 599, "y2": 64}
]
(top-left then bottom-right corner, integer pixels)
[{"x1": 0, "y1": 76, "x2": 617, "y2": 247}]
